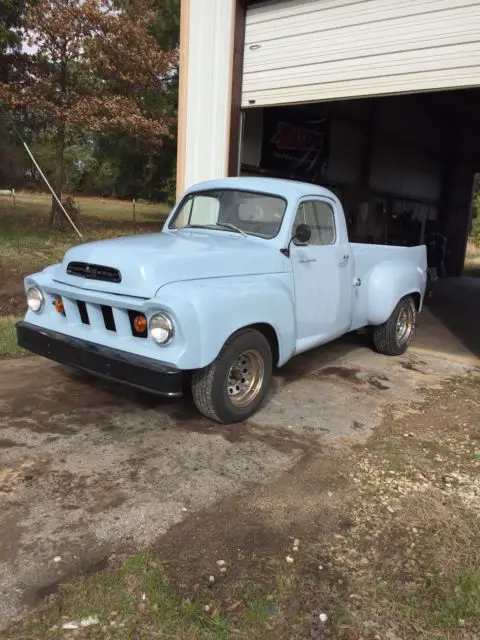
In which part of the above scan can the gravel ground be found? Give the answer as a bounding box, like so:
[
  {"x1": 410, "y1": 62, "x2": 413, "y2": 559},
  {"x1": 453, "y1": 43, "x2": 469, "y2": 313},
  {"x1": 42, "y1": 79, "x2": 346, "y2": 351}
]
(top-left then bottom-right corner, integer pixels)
[{"x1": 0, "y1": 335, "x2": 474, "y2": 628}]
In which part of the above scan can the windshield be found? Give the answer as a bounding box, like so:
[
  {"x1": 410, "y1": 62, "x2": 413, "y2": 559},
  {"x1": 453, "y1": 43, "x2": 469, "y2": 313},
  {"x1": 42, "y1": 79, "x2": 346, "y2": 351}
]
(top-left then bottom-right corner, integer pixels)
[{"x1": 169, "y1": 189, "x2": 287, "y2": 239}]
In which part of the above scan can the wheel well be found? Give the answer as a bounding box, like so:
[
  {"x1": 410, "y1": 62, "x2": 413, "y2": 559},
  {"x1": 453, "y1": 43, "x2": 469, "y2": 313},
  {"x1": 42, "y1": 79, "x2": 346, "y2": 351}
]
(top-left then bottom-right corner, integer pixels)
[
  {"x1": 247, "y1": 323, "x2": 280, "y2": 366},
  {"x1": 410, "y1": 292, "x2": 421, "y2": 311}
]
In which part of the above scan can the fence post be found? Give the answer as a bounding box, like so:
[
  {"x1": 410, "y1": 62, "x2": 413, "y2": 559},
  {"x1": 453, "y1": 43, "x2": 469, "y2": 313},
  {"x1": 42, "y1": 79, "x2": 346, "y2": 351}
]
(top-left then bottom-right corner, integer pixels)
[
  {"x1": 132, "y1": 198, "x2": 136, "y2": 234},
  {"x1": 13, "y1": 189, "x2": 19, "y2": 251},
  {"x1": 0, "y1": 189, "x2": 19, "y2": 250}
]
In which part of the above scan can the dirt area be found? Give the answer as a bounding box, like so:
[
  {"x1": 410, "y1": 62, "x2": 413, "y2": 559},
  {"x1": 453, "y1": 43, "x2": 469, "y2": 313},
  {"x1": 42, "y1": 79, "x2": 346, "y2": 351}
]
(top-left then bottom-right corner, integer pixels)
[
  {"x1": 153, "y1": 374, "x2": 480, "y2": 639},
  {"x1": 2, "y1": 367, "x2": 479, "y2": 640},
  {"x1": 0, "y1": 264, "x2": 27, "y2": 317},
  {"x1": 0, "y1": 335, "x2": 477, "y2": 636}
]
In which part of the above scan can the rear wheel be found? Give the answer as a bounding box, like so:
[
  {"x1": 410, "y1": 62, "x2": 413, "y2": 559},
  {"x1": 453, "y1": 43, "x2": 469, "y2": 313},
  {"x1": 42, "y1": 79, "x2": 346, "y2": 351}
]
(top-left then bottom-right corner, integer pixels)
[
  {"x1": 372, "y1": 296, "x2": 416, "y2": 356},
  {"x1": 192, "y1": 329, "x2": 272, "y2": 424}
]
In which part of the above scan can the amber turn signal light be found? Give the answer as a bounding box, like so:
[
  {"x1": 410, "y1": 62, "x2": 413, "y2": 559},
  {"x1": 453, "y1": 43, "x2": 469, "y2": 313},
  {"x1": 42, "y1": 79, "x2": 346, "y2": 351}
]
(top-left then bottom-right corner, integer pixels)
[
  {"x1": 133, "y1": 314, "x2": 147, "y2": 334},
  {"x1": 54, "y1": 297, "x2": 65, "y2": 314}
]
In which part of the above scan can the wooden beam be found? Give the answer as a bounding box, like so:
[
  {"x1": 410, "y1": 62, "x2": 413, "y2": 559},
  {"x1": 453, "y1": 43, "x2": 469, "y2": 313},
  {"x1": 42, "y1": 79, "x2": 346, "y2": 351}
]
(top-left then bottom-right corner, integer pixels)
[
  {"x1": 176, "y1": 0, "x2": 190, "y2": 198},
  {"x1": 228, "y1": 0, "x2": 247, "y2": 176}
]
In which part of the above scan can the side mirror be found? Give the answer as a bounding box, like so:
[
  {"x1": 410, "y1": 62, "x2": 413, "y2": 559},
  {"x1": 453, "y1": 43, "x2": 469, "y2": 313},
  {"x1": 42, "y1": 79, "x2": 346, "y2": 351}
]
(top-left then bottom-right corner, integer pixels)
[
  {"x1": 280, "y1": 223, "x2": 312, "y2": 258},
  {"x1": 295, "y1": 223, "x2": 311, "y2": 244}
]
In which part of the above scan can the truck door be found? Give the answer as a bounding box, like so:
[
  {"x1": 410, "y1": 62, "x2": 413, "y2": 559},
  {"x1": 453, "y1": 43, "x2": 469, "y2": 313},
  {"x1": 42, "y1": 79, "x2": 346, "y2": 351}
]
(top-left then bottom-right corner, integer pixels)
[{"x1": 290, "y1": 199, "x2": 354, "y2": 350}]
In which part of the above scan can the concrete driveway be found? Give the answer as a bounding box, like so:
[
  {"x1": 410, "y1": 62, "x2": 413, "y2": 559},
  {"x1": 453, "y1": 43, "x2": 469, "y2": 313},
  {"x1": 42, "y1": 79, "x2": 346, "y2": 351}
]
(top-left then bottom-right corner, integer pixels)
[
  {"x1": 0, "y1": 281, "x2": 476, "y2": 626},
  {"x1": 415, "y1": 277, "x2": 480, "y2": 363}
]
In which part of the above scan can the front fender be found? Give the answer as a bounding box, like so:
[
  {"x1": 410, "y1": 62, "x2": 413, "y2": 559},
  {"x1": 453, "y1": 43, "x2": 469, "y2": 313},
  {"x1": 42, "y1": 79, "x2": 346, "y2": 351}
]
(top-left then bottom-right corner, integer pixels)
[
  {"x1": 155, "y1": 274, "x2": 296, "y2": 370},
  {"x1": 366, "y1": 262, "x2": 426, "y2": 326}
]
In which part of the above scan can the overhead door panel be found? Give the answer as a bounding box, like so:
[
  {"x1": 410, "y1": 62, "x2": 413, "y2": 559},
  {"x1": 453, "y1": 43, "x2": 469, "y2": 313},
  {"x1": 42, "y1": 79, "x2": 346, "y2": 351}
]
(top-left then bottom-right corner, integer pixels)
[{"x1": 242, "y1": 0, "x2": 480, "y2": 107}]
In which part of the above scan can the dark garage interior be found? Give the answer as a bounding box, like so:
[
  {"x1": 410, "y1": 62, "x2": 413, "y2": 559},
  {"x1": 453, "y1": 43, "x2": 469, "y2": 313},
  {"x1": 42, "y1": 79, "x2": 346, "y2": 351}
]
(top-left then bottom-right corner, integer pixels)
[{"x1": 240, "y1": 88, "x2": 480, "y2": 277}]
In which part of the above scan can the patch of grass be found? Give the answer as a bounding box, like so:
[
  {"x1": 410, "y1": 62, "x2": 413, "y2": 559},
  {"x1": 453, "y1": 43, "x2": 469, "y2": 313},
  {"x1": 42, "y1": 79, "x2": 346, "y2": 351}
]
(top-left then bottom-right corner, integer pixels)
[
  {"x1": 1, "y1": 553, "x2": 293, "y2": 640},
  {"x1": 0, "y1": 193, "x2": 169, "y2": 277},
  {"x1": 375, "y1": 493, "x2": 480, "y2": 634},
  {"x1": 360, "y1": 568, "x2": 480, "y2": 638},
  {"x1": 4, "y1": 553, "x2": 290, "y2": 640},
  {"x1": 2, "y1": 192, "x2": 170, "y2": 222},
  {"x1": 0, "y1": 226, "x2": 75, "y2": 272},
  {"x1": 6, "y1": 553, "x2": 235, "y2": 640},
  {"x1": 464, "y1": 373, "x2": 480, "y2": 387},
  {"x1": 384, "y1": 438, "x2": 408, "y2": 471},
  {"x1": 0, "y1": 316, "x2": 23, "y2": 358},
  {"x1": 242, "y1": 597, "x2": 273, "y2": 626},
  {"x1": 420, "y1": 569, "x2": 480, "y2": 629}
]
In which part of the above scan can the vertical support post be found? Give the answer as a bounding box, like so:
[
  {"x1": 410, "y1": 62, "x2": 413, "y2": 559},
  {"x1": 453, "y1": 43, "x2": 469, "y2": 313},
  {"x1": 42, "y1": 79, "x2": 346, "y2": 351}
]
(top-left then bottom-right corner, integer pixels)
[
  {"x1": 176, "y1": 0, "x2": 239, "y2": 195},
  {"x1": 176, "y1": 0, "x2": 190, "y2": 199},
  {"x1": 228, "y1": 0, "x2": 247, "y2": 177},
  {"x1": 132, "y1": 198, "x2": 137, "y2": 234}
]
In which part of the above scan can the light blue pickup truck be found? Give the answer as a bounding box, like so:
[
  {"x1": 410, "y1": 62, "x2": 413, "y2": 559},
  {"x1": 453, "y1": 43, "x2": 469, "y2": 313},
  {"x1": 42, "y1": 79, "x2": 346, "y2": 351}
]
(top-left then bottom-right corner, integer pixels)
[{"x1": 17, "y1": 177, "x2": 427, "y2": 423}]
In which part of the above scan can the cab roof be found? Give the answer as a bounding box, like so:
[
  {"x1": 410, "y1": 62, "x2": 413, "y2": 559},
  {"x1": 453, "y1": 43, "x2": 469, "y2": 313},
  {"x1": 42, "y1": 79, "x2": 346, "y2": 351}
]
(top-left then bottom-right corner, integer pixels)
[{"x1": 184, "y1": 176, "x2": 337, "y2": 202}]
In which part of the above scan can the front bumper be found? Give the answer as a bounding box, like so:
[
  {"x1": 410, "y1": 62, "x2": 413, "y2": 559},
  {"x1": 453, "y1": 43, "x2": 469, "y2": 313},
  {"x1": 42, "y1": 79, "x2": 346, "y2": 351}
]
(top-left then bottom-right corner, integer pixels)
[{"x1": 16, "y1": 321, "x2": 183, "y2": 397}]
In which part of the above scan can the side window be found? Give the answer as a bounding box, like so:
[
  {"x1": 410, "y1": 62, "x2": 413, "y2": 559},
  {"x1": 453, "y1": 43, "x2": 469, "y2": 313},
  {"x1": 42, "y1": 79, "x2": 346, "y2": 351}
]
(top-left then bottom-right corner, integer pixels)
[
  {"x1": 303, "y1": 200, "x2": 336, "y2": 246},
  {"x1": 293, "y1": 200, "x2": 336, "y2": 246},
  {"x1": 293, "y1": 202, "x2": 306, "y2": 230}
]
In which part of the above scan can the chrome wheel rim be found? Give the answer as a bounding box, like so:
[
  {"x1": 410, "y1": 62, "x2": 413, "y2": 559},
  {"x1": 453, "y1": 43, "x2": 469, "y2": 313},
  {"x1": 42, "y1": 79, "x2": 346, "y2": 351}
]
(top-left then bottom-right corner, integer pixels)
[
  {"x1": 227, "y1": 349, "x2": 265, "y2": 407},
  {"x1": 396, "y1": 306, "x2": 415, "y2": 345}
]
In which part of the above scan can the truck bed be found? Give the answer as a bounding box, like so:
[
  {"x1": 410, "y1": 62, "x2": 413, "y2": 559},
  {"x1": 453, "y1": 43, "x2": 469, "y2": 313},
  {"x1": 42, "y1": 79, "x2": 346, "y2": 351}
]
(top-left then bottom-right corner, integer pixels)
[
  {"x1": 351, "y1": 242, "x2": 427, "y2": 277},
  {"x1": 350, "y1": 242, "x2": 427, "y2": 330}
]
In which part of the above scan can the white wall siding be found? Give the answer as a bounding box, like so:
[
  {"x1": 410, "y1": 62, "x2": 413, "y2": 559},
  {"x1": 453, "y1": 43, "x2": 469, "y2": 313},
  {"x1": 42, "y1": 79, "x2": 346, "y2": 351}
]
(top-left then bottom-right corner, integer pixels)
[
  {"x1": 177, "y1": 0, "x2": 235, "y2": 195},
  {"x1": 242, "y1": 0, "x2": 480, "y2": 107}
]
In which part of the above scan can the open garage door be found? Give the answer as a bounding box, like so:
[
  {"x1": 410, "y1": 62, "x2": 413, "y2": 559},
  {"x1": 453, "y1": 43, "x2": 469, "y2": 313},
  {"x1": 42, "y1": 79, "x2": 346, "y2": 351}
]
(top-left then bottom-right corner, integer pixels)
[{"x1": 242, "y1": 0, "x2": 480, "y2": 107}]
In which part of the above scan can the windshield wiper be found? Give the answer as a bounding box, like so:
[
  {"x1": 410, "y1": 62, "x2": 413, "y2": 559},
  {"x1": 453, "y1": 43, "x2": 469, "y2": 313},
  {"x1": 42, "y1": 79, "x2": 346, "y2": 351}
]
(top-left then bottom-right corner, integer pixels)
[
  {"x1": 212, "y1": 222, "x2": 247, "y2": 237},
  {"x1": 182, "y1": 223, "x2": 247, "y2": 237}
]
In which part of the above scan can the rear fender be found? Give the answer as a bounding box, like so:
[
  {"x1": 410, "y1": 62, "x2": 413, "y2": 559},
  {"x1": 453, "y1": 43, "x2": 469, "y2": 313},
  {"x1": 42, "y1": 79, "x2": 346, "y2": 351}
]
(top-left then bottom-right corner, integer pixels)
[{"x1": 366, "y1": 262, "x2": 426, "y2": 326}]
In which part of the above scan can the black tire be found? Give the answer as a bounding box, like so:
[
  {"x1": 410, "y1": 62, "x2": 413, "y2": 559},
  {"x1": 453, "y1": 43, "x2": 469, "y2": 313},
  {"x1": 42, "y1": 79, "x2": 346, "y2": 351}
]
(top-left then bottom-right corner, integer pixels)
[
  {"x1": 191, "y1": 329, "x2": 273, "y2": 424},
  {"x1": 372, "y1": 295, "x2": 417, "y2": 356}
]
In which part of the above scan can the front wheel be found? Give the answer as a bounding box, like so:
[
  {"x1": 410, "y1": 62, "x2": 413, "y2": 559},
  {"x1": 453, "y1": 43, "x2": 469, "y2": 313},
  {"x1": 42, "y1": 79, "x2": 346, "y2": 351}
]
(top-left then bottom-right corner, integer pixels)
[
  {"x1": 372, "y1": 296, "x2": 417, "y2": 356},
  {"x1": 191, "y1": 329, "x2": 272, "y2": 424}
]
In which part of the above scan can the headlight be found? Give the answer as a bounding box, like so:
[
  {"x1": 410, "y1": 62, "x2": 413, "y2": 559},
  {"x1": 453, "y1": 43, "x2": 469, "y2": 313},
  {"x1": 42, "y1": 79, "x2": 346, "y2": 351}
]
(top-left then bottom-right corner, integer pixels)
[
  {"x1": 149, "y1": 313, "x2": 174, "y2": 345},
  {"x1": 26, "y1": 286, "x2": 44, "y2": 313}
]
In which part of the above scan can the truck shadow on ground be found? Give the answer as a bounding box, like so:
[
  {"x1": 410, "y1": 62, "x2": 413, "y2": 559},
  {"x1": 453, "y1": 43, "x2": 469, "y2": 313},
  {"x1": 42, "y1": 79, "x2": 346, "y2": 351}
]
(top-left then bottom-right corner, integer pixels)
[
  {"x1": 424, "y1": 277, "x2": 480, "y2": 359},
  {"x1": 66, "y1": 331, "x2": 371, "y2": 425}
]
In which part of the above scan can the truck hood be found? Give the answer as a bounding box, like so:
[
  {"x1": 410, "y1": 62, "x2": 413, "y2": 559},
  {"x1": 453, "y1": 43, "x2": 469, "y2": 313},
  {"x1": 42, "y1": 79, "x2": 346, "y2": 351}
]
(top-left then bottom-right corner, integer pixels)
[{"x1": 52, "y1": 230, "x2": 287, "y2": 298}]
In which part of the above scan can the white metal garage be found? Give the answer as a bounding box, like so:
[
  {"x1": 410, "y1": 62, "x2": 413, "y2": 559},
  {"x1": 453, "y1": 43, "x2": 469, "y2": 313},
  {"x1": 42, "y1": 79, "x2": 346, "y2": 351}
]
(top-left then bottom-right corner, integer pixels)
[
  {"x1": 176, "y1": 0, "x2": 479, "y2": 273},
  {"x1": 242, "y1": 0, "x2": 480, "y2": 107}
]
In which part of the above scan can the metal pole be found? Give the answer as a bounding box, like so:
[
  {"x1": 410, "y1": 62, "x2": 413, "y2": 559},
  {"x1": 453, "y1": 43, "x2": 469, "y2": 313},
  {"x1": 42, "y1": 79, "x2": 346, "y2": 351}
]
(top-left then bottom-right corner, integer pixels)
[
  {"x1": 12, "y1": 188, "x2": 20, "y2": 252},
  {"x1": 22, "y1": 141, "x2": 83, "y2": 239}
]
